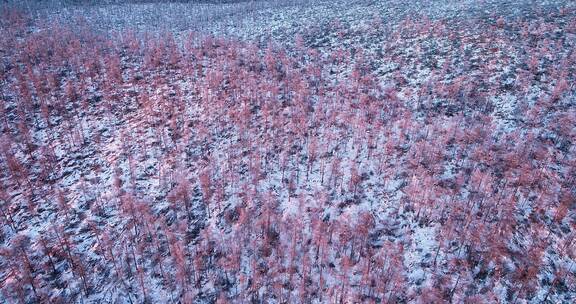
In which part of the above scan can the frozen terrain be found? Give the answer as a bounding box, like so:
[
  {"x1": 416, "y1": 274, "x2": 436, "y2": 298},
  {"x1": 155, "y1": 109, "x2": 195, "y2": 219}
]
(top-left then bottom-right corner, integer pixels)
[{"x1": 0, "y1": 0, "x2": 575, "y2": 303}]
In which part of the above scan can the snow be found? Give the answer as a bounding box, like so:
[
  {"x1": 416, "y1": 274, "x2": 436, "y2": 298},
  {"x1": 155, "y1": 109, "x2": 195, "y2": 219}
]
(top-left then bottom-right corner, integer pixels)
[{"x1": 0, "y1": 0, "x2": 575, "y2": 303}]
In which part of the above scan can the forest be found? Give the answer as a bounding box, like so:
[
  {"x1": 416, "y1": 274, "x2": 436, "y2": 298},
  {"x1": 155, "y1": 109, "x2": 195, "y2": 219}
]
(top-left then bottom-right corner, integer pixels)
[{"x1": 0, "y1": 0, "x2": 575, "y2": 303}]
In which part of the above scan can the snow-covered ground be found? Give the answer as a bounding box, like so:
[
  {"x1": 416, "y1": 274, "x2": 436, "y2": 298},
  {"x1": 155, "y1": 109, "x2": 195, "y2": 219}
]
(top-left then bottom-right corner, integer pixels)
[{"x1": 0, "y1": 1, "x2": 575, "y2": 303}]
